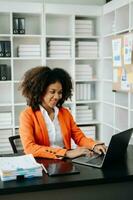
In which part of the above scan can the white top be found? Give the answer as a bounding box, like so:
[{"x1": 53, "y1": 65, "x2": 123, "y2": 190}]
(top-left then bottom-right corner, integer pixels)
[{"x1": 40, "y1": 105, "x2": 64, "y2": 148}]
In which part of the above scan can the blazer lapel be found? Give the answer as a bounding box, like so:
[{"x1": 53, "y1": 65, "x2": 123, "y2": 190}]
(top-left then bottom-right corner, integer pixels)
[
  {"x1": 35, "y1": 110, "x2": 50, "y2": 145},
  {"x1": 58, "y1": 111, "x2": 71, "y2": 149}
]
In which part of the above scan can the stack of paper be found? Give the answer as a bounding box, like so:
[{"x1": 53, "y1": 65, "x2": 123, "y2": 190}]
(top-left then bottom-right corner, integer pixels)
[
  {"x1": 0, "y1": 154, "x2": 43, "y2": 181},
  {"x1": 76, "y1": 41, "x2": 98, "y2": 58},
  {"x1": 75, "y1": 19, "x2": 94, "y2": 36},
  {"x1": 76, "y1": 105, "x2": 93, "y2": 123},
  {"x1": 47, "y1": 40, "x2": 71, "y2": 58},
  {"x1": 18, "y1": 44, "x2": 41, "y2": 57},
  {"x1": 75, "y1": 64, "x2": 93, "y2": 80}
]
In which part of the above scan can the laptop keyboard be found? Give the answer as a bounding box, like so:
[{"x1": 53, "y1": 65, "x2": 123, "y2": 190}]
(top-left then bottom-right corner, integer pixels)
[{"x1": 87, "y1": 155, "x2": 104, "y2": 165}]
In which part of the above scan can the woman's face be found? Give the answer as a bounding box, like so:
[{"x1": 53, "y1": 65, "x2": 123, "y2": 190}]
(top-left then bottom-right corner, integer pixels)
[{"x1": 42, "y1": 81, "x2": 63, "y2": 109}]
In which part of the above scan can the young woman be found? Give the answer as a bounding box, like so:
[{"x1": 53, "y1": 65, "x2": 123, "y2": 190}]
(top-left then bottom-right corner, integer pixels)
[{"x1": 19, "y1": 66, "x2": 106, "y2": 159}]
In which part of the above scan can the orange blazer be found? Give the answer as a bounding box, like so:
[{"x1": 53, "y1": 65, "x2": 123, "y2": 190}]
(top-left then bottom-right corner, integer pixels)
[{"x1": 19, "y1": 106, "x2": 97, "y2": 159}]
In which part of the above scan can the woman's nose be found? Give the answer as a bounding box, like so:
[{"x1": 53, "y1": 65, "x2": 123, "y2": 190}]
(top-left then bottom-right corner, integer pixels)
[{"x1": 53, "y1": 93, "x2": 60, "y2": 99}]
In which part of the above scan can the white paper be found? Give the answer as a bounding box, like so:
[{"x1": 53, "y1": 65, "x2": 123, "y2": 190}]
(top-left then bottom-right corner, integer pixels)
[
  {"x1": 112, "y1": 38, "x2": 122, "y2": 67},
  {"x1": 124, "y1": 34, "x2": 133, "y2": 65}
]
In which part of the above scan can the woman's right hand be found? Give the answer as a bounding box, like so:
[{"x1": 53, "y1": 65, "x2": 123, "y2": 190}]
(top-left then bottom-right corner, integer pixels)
[{"x1": 65, "y1": 147, "x2": 93, "y2": 159}]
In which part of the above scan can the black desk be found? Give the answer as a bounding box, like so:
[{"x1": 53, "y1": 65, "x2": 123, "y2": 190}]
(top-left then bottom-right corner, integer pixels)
[{"x1": 0, "y1": 146, "x2": 133, "y2": 200}]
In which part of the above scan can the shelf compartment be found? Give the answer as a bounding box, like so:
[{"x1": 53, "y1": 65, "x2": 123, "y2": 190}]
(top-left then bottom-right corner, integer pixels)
[
  {"x1": 14, "y1": 82, "x2": 25, "y2": 104},
  {"x1": 0, "y1": 82, "x2": 12, "y2": 104},
  {"x1": 0, "y1": 13, "x2": 10, "y2": 34},
  {"x1": 0, "y1": 129, "x2": 13, "y2": 153},
  {"x1": 102, "y1": 81, "x2": 114, "y2": 103},
  {"x1": 103, "y1": 11, "x2": 115, "y2": 35},
  {"x1": 13, "y1": 59, "x2": 42, "y2": 81},
  {"x1": 46, "y1": 59, "x2": 74, "y2": 79},
  {"x1": 75, "y1": 38, "x2": 99, "y2": 58},
  {"x1": 102, "y1": 103, "x2": 114, "y2": 127},
  {"x1": 76, "y1": 103, "x2": 101, "y2": 124},
  {"x1": 13, "y1": 37, "x2": 41, "y2": 58},
  {"x1": 115, "y1": 4, "x2": 129, "y2": 33},
  {"x1": 115, "y1": 107, "x2": 128, "y2": 130},
  {"x1": 46, "y1": 14, "x2": 72, "y2": 36},
  {"x1": 115, "y1": 92, "x2": 128, "y2": 108},
  {"x1": 103, "y1": 36, "x2": 112, "y2": 57},
  {"x1": 14, "y1": 105, "x2": 26, "y2": 127},
  {"x1": 103, "y1": 59, "x2": 113, "y2": 80},
  {"x1": 13, "y1": 13, "x2": 42, "y2": 35},
  {"x1": 75, "y1": 16, "x2": 101, "y2": 37}
]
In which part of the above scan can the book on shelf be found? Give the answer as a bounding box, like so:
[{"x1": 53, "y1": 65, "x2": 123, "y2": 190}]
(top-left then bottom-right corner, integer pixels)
[
  {"x1": 76, "y1": 83, "x2": 91, "y2": 100},
  {"x1": 4, "y1": 41, "x2": 11, "y2": 57},
  {"x1": 18, "y1": 47, "x2": 41, "y2": 52},
  {"x1": 18, "y1": 51, "x2": 41, "y2": 57},
  {"x1": 13, "y1": 18, "x2": 25, "y2": 34},
  {"x1": 0, "y1": 41, "x2": 5, "y2": 57},
  {"x1": 48, "y1": 45, "x2": 71, "y2": 50},
  {"x1": 13, "y1": 18, "x2": 19, "y2": 34},
  {"x1": 0, "y1": 64, "x2": 11, "y2": 81},
  {"x1": 18, "y1": 18, "x2": 25, "y2": 34},
  {"x1": 76, "y1": 105, "x2": 90, "y2": 110},
  {"x1": 0, "y1": 154, "x2": 43, "y2": 181},
  {"x1": 48, "y1": 40, "x2": 71, "y2": 46},
  {"x1": 19, "y1": 44, "x2": 40, "y2": 48},
  {"x1": 75, "y1": 19, "x2": 93, "y2": 25}
]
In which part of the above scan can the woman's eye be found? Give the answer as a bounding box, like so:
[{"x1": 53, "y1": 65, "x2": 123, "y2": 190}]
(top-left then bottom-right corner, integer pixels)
[{"x1": 49, "y1": 91, "x2": 55, "y2": 94}]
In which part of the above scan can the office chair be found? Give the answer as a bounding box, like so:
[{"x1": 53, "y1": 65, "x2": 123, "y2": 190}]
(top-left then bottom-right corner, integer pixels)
[{"x1": 8, "y1": 135, "x2": 23, "y2": 154}]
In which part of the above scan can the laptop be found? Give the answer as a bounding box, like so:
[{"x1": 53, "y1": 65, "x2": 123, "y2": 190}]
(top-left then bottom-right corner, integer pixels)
[{"x1": 72, "y1": 128, "x2": 133, "y2": 168}]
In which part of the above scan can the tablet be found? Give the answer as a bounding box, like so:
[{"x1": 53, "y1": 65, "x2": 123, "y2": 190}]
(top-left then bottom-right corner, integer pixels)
[{"x1": 37, "y1": 158, "x2": 80, "y2": 176}]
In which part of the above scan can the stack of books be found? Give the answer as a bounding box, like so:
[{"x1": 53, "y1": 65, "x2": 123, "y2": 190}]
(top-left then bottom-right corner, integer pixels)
[
  {"x1": 75, "y1": 19, "x2": 94, "y2": 36},
  {"x1": 47, "y1": 40, "x2": 71, "y2": 58},
  {"x1": 76, "y1": 41, "x2": 98, "y2": 58},
  {"x1": 0, "y1": 112, "x2": 12, "y2": 126},
  {"x1": 76, "y1": 83, "x2": 91, "y2": 100},
  {"x1": 0, "y1": 154, "x2": 43, "y2": 181},
  {"x1": 76, "y1": 105, "x2": 93, "y2": 123},
  {"x1": 76, "y1": 64, "x2": 93, "y2": 80},
  {"x1": 18, "y1": 44, "x2": 41, "y2": 57}
]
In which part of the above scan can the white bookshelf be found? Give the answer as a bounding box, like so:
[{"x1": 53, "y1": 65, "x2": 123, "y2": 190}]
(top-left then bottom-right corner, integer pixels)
[
  {"x1": 45, "y1": 4, "x2": 102, "y2": 142},
  {"x1": 2, "y1": 0, "x2": 133, "y2": 153},
  {"x1": 102, "y1": 0, "x2": 133, "y2": 145},
  {"x1": 0, "y1": 1, "x2": 43, "y2": 153}
]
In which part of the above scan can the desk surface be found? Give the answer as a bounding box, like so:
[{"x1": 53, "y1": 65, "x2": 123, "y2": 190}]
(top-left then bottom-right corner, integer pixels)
[{"x1": 0, "y1": 146, "x2": 133, "y2": 195}]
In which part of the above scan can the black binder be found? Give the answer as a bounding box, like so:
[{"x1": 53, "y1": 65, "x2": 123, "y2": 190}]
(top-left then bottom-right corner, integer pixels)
[
  {"x1": 13, "y1": 18, "x2": 19, "y2": 34},
  {"x1": 0, "y1": 64, "x2": 8, "y2": 81},
  {"x1": 18, "y1": 18, "x2": 25, "y2": 34},
  {"x1": 0, "y1": 41, "x2": 5, "y2": 57},
  {"x1": 4, "y1": 41, "x2": 11, "y2": 57}
]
